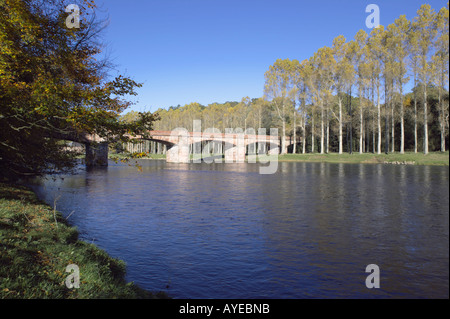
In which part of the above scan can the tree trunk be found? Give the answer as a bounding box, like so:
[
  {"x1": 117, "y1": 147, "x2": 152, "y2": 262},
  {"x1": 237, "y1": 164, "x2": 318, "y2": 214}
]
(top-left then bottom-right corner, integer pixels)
[
  {"x1": 372, "y1": 82, "x2": 375, "y2": 154},
  {"x1": 320, "y1": 104, "x2": 324, "y2": 154},
  {"x1": 424, "y1": 86, "x2": 429, "y2": 155},
  {"x1": 282, "y1": 120, "x2": 287, "y2": 154},
  {"x1": 438, "y1": 86, "x2": 446, "y2": 152},
  {"x1": 377, "y1": 83, "x2": 381, "y2": 154},
  {"x1": 326, "y1": 108, "x2": 329, "y2": 154},
  {"x1": 372, "y1": 114, "x2": 375, "y2": 154},
  {"x1": 413, "y1": 74, "x2": 418, "y2": 153},
  {"x1": 360, "y1": 93, "x2": 363, "y2": 154},
  {"x1": 311, "y1": 116, "x2": 315, "y2": 153},
  {"x1": 339, "y1": 98, "x2": 343, "y2": 154},
  {"x1": 302, "y1": 115, "x2": 306, "y2": 154},
  {"x1": 349, "y1": 89, "x2": 353, "y2": 154},
  {"x1": 391, "y1": 82, "x2": 395, "y2": 153},
  {"x1": 400, "y1": 88, "x2": 405, "y2": 154},
  {"x1": 293, "y1": 110, "x2": 296, "y2": 154},
  {"x1": 414, "y1": 99, "x2": 418, "y2": 153},
  {"x1": 366, "y1": 115, "x2": 370, "y2": 153},
  {"x1": 385, "y1": 80, "x2": 389, "y2": 154},
  {"x1": 391, "y1": 104, "x2": 395, "y2": 153}
]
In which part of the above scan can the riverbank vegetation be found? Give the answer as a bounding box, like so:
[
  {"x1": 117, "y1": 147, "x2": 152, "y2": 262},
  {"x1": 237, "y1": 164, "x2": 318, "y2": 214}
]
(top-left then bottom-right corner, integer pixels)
[
  {"x1": 0, "y1": 0, "x2": 163, "y2": 300},
  {"x1": 0, "y1": 0, "x2": 158, "y2": 181},
  {"x1": 109, "y1": 151, "x2": 448, "y2": 166},
  {"x1": 0, "y1": 182, "x2": 167, "y2": 299},
  {"x1": 127, "y1": 2, "x2": 449, "y2": 157},
  {"x1": 276, "y1": 151, "x2": 449, "y2": 166}
]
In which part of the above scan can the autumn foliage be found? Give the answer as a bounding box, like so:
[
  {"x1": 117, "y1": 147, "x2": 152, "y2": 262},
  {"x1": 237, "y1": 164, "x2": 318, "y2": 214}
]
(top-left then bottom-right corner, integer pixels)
[{"x1": 0, "y1": 0, "x2": 157, "y2": 180}]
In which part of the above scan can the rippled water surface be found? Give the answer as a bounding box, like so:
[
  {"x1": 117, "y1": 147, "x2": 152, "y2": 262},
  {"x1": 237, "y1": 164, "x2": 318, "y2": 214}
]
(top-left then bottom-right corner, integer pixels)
[{"x1": 32, "y1": 161, "x2": 449, "y2": 298}]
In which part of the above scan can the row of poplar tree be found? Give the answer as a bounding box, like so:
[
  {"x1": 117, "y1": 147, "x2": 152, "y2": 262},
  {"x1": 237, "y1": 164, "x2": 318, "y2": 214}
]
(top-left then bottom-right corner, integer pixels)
[{"x1": 126, "y1": 3, "x2": 449, "y2": 155}]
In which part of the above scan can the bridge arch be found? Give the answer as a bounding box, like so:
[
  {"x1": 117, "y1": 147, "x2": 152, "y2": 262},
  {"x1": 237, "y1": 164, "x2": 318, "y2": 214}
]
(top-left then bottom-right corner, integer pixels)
[
  {"x1": 47, "y1": 131, "x2": 109, "y2": 167},
  {"x1": 122, "y1": 138, "x2": 175, "y2": 155},
  {"x1": 245, "y1": 141, "x2": 280, "y2": 155}
]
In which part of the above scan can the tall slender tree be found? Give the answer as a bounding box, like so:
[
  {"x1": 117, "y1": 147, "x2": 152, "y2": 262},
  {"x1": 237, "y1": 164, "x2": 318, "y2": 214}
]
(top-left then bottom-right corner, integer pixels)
[
  {"x1": 388, "y1": 16, "x2": 411, "y2": 154},
  {"x1": 264, "y1": 59, "x2": 295, "y2": 154},
  {"x1": 413, "y1": 4, "x2": 437, "y2": 154},
  {"x1": 433, "y1": 5, "x2": 449, "y2": 152},
  {"x1": 367, "y1": 26, "x2": 386, "y2": 154},
  {"x1": 350, "y1": 30, "x2": 369, "y2": 154},
  {"x1": 309, "y1": 47, "x2": 334, "y2": 154},
  {"x1": 408, "y1": 23, "x2": 421, "y2": 153},
  {"x1": 297, "y1": 60, "x2": 311, "y2": 154},
  {"x1": 331, "y1": 35, "x2": 353, "y2": 154}
]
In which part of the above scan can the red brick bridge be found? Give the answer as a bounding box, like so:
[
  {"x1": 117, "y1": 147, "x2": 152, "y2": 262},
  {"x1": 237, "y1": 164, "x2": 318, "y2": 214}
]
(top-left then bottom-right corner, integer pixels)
[{"x1": 66, "y1": 129, "x2": 291, "y2": 166}]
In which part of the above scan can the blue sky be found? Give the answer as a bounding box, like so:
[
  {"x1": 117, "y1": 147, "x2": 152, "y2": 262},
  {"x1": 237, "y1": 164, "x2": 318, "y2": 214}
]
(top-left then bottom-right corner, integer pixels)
[{"x1": 94, "y1": 0, "x2": 447, "y2": 112}]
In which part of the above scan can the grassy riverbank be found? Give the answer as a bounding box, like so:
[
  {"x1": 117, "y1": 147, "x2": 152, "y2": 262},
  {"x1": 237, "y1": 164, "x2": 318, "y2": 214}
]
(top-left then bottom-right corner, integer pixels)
[
  {"x1": 112, "y1": 151, "x2": 449, "y2": 166},
  {"x1": 275, "y1": 151, "x2": 449, "y2": 166},
  {"x1": 109, "y1": 152, "x2": 166, "y2": 160},
  {"x1": 0, "y1": 182, "x2": 168, "y2": 299}
]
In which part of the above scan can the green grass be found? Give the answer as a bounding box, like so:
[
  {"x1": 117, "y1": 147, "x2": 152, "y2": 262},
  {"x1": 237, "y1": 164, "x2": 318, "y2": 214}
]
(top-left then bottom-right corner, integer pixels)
[
  {"x1": 273, "y1": 151, "x2": 449, "y2": 166},
  {"x1": 109, "y1": 152, "x2": 166, "y2": 160},
  {"x1": 0, "y1": 182, "x2": 168, "y2": 299},
  {"x1": 109, "y1": 151, "x2": 448, "y2": 166}
]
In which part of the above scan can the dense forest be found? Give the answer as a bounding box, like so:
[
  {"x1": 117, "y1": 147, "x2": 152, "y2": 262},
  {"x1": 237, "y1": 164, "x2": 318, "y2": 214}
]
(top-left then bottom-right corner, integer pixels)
[{"x1": 123, "y1": 3, "x2": 449, "y2": 155}]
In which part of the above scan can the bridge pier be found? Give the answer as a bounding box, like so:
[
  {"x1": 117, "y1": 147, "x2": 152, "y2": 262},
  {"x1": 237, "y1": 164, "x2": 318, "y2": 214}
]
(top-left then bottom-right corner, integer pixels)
[
  {"x1": 224, "y1": 145, "x2": 246, "y2": 163},
  {"x1": 268, "y1": 147, "x2": 280, "y2": 155},
  {"x1": 85, "y1": 142, "x2": 109, "y2": 167},
  {"x1": 166, "y1": 144, "x2": 190, "y2": 163}
]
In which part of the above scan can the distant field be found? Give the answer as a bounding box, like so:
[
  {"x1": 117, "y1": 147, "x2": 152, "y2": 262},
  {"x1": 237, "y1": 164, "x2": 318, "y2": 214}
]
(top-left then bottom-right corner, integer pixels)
[
  {"x1": 108, "y1": 151, "x2": 449, "y2": 166},
  {"x1": 276, "y1": 152, "x2": 449, "y2": 166}
]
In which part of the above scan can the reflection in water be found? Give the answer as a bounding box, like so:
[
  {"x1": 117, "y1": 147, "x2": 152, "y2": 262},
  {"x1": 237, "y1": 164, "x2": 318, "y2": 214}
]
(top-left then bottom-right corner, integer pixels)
[{"x1": 31, "y1": 161, "x2": 449, "y2": 299}]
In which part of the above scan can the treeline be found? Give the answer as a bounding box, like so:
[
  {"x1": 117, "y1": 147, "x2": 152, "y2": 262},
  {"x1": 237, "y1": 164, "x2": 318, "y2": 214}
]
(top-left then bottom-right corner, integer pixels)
[{"x1": 123, "y1": 3, "x2": 449, "y2": 155}]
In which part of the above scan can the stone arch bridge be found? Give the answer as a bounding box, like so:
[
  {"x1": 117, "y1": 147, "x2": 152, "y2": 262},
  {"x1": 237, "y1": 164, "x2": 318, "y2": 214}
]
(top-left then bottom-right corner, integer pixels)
[{"x1": 64, "y1": 130, "x2": 291, "y2": 166}]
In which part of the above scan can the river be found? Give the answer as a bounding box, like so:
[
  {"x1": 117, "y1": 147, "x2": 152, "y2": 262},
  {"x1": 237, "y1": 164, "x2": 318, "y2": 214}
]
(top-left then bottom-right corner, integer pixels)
[{"x1": 31, "y1": 160, "x2": 449, "y2": 298}]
